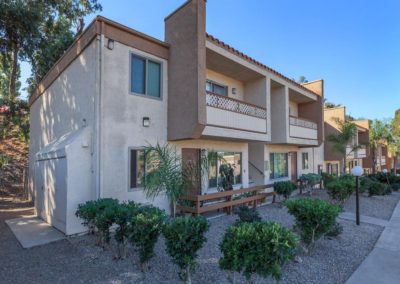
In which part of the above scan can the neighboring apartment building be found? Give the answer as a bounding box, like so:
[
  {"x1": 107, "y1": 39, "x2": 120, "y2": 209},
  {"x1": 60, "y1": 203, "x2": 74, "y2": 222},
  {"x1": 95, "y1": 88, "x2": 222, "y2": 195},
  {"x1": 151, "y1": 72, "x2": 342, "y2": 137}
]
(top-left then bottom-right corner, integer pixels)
[
  {"x1": 323, "y1": 106, "x2": 368, "y2": 174},
  {"x1": 28, "y1": 0, "x2": 324, "y2": 235}
]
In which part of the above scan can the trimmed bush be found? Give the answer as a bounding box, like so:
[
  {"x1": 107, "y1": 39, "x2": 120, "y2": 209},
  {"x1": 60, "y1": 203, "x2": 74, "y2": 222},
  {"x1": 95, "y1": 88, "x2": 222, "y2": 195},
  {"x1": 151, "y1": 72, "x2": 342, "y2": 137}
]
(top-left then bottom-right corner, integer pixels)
[
  {"x1": 326, "y1": 222, "x2": 343, "y2": 238},
  {"x1": 114, "y1": 201, "x2": 140, "y2": 259},
  {"x1": 128, "y1": 206, "x2": 166, "y2": 271},
  {"x1": 321, "y1": 172, "x2": 336, "y2": 186},
  {"x1": 94, "y1": 200, "x2": 120, "y2": 246},
  {"x1": 234, "y1": 205, "x2": 261, "y2": 223},
  {"x1": 368, "y1": 181, "x2": 388, "y2": 196},
  {"x1": 284, "y1": 198, "x2": 341, "y2": 250},
  {"x1": 75, "y1": 198, "x2": 119, "y2": 237},
  {"x1": 219, "y1": 221, "x2": 298, "y2": 282},
  {"x1": 325, "y1": 178, "x2": 354, "y2": 205},
  {"x1": 391, "y1": 183, "x2": 400, "y2": 191},
  {"x1": 163, "y1": 216, "x2": 209, "y2": 284},
  {"x1": 360, "y1": 177, "x2": 374, "y2": 193},
  {"x1": 299, "y1": 173, "x2": 322, "y2": 194},
  {"x1": 274, "y1": 181, "x2": 297, "y2": 200}
]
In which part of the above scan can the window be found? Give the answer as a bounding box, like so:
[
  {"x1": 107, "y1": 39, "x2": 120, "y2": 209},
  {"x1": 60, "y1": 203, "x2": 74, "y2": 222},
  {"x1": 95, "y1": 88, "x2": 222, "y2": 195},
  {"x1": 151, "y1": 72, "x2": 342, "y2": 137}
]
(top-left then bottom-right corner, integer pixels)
[
  {"x1": 208, "y1": 151, "x2": 242, "y2": 189},
  {"x1": 269, "y1": 153, "x2": 288, "y2": 179},
  {"x1": 206, "y1": 80, "x2": 228, "y2": 96},
  {"x1": 129, "y1": 149, "x2": 156, "y2": 189},
  {"x1": 302, "y1": 152, "x2": 309, "y2": 170},
  {"x1": 130, "y1": 54, "x2": 161, "y2": 98}
]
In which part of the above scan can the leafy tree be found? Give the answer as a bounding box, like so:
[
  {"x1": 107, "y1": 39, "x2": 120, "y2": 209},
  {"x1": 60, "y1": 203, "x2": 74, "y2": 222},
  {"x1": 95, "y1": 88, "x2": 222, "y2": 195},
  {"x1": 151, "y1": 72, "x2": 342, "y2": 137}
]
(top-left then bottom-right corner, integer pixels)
[
  {"x1": 324, "y1": 101, "x2": 342, "y2": 109},
  {"x1": 0, "y1": 0, "x2": 102, "y2": 108},
  {"x1": 389, "y1": 109, "x2": 400, "y2": 173},
  {"x1": 327, "y1": 118, "x2": 361, "y2": 174},
  {"x1": 297, "y1": 75, "x2": 308, "y2": 83},
  {"x1": 369, "y1": 119, "x2": 391, "y2": 173}
]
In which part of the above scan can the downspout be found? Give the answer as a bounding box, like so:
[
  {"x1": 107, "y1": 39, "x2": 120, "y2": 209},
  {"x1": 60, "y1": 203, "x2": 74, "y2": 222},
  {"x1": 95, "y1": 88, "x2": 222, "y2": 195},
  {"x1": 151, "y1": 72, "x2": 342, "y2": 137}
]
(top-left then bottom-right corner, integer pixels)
[{"x1": 95, "y1": 30, "x2": 104, "y2": 199}]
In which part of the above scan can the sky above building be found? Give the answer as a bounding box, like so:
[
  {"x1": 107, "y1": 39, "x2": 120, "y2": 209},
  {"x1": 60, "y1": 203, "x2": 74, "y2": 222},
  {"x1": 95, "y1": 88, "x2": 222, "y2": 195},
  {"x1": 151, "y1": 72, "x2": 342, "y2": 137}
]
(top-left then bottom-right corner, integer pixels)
[{"x1": 20, "y1": 0, "x2": 400, "y2": 120}]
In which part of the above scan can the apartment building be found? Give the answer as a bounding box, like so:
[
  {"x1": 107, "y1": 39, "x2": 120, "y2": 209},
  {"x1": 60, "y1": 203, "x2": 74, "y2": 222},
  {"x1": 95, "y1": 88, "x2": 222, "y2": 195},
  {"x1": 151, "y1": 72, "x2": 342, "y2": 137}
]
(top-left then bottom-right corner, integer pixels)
[
  {"x1": 323, "y1": 106, "x2": 368, "y2": 174},
  {"x1": 29, "y1": 0, "x2": 324, "y2": 235}
]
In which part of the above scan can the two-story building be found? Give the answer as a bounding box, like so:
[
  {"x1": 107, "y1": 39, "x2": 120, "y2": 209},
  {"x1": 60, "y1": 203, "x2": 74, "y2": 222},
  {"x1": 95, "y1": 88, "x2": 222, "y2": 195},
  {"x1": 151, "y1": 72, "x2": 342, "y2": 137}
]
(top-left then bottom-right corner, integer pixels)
[
  {"x1": 29, "y1": 0, "x2": 324, "y2": 235},
  {"x1": 323, "y1": 106, "x2": 368, "y2": 174}
]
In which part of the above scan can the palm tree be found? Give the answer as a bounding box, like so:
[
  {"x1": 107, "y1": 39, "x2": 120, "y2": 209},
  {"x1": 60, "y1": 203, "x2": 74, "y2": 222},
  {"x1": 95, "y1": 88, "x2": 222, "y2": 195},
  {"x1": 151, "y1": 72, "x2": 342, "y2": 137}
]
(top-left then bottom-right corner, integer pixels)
[
  {"x1": 327, "y1": 119, "x2": 361, "y2": 174},
  {"x1": 369, "y1": 119, "x2": 391, "y2": 173}
]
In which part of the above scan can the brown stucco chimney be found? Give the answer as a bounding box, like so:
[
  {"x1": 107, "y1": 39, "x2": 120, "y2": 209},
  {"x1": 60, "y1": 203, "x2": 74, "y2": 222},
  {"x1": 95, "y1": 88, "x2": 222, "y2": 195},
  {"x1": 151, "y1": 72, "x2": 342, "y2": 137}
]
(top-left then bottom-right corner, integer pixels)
[{"x1": 165, "y1": 0, "x2": 207, "y2": 140}]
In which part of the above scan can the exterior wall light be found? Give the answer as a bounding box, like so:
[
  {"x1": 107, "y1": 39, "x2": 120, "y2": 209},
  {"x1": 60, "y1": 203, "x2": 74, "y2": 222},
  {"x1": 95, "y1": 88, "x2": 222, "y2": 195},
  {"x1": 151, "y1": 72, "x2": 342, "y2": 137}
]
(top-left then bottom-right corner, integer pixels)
[
  {"x1": 232, "y1": 87, "x2": 237, "y2": 95},
  {"x1": 107, "y1": 39, "x2": 114, "y2": 50},
  {"x1": 142, "y1": 117, "x2": 150, "y2": 127}
]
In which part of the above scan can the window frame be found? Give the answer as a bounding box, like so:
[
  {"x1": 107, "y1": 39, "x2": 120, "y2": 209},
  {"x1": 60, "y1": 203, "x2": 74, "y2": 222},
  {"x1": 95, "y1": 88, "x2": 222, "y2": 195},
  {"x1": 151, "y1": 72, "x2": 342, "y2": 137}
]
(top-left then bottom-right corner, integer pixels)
[
  {"x1": 206, "y1": 79, "x2": 228, "y2": 96},
  {"x1": 128, "y1": 147, "x2": 148, "y2": 192},
  {"x1": 302, "y1": 152, "x2": 309, "y2": 170},
  {"x1": 269, "y1": 152, "x2": 289, "y2": 180},
  {"x1": 129, "y1": 52, "x2": 163, "y2": 100}
]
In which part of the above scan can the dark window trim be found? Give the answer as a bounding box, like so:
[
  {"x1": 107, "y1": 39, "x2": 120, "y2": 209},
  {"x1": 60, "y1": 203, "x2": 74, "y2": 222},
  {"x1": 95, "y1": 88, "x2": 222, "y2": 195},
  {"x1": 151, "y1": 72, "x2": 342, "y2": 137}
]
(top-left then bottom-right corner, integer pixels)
[{"x1": 129, "y1": 52, "x2": 163, "y2": 100}]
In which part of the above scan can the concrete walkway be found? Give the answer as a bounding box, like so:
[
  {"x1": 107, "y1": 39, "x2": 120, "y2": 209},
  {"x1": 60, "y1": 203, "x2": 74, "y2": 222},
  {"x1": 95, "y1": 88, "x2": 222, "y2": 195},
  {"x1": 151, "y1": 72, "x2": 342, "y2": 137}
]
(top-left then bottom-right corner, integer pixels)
[
  {"x1": 346, "y1": 200, "x2": 400, "y2": 284},
  {"x1": 339, "y1": 212, "x2": 389, "y2": 227},
  {"x1": 5, "y1": 216, "x2": 65, "y2": 248}
]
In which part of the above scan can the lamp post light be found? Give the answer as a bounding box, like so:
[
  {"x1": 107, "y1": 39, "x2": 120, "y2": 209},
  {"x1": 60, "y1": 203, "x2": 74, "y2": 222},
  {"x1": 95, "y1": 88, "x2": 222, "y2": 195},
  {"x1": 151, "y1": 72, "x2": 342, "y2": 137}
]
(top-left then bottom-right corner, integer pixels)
[{"x1": 351, "y1": 166, "x2": 363, "y2": 226}]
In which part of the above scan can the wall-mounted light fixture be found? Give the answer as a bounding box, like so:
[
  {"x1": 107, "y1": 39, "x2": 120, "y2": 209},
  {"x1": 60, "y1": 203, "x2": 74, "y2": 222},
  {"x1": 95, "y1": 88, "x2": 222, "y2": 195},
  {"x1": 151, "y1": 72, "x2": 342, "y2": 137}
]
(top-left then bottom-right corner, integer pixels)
[
  {"x1": 232, "y1": 87, "x2": 237, "y2": 95},
  {"x1": 107, "y1": 39, "x2": 114, "y2": 50},
  {"x1": 142, "y1": 117, "x2": 150, "y2": 127}
]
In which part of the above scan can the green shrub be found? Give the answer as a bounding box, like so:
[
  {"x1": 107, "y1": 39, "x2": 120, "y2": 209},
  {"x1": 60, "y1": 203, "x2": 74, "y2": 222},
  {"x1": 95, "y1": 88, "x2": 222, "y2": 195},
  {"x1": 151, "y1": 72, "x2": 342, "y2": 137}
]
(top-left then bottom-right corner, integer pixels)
[
  {"x1": 274, "y1": 181, "x2": 297, "y2": 200},
  {"x1": 360, "y1": 177, "x2": 374, "y2": 193},
  {"x1": 128, "y1": 205, "x2": 166, "y2": 270},
  {"x1": 325, "y1": 178, "x2": 354, "y2": 205},
  {"x1": 75, "y1": 198, "x2": 118, "y2": 233},
  {"x1": 391, "y1": 183, "x2": 400, "y2": 191},
  {"x1": 284, "y1": 198, "x2": 341, "y2": 250},
  {"x1": 94, "y1": 200, "x2": 120, "y2": 246},
  {"x1": 114, "y1": 201, "x2": 140, "y2": 259},
  {"x1": 368, "y1": 181, "x2": 388, "y2": 196},
  {"x1": 219, "y1": 221, "x2": 298, "y2": 282},
  {"x1": 321, "y1": 172, "x2": 336, "y2": 186},
  {"x1": 299, "y1": 173, "x2": 322, "y2": 193},
  {"x1": 234, "y1": 205, "x2": 261, "y2": 223},
  {"x1": 163, "y1": 216, "x2": 209, "y2": 283}
]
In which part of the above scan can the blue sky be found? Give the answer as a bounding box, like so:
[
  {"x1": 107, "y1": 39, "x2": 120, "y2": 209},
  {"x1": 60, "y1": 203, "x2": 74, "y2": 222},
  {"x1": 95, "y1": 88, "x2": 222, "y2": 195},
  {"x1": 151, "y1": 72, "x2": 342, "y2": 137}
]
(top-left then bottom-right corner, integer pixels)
[{"x1": 20, "y1": 0, "x2": 400, "y2": 120}]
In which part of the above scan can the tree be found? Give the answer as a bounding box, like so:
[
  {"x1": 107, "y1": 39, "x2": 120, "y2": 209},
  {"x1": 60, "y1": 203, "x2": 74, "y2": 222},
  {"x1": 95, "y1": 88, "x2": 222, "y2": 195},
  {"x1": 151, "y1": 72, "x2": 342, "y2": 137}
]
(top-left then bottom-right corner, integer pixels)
[
  {"x1": 324, "y1": 101, "x2": 342, "y2": 109},
  {"x1": 0, "y1": 0, "x2": 102, "y2": 109},
  {"x1": 369, "y1": 119, "x2": 391, "y2": 173},
  {"x1": 389, "y1": 110, "x2": 400, "y2": 173},
  {"x1": 327, "y1": 118, "x2": 360, "y2": 174},
  {"x1": 297, "y1": 75, "x2": 308, "y2": 83},
  {"x1": 142, "y1": 143, "x2": 186, "y2": 217}
]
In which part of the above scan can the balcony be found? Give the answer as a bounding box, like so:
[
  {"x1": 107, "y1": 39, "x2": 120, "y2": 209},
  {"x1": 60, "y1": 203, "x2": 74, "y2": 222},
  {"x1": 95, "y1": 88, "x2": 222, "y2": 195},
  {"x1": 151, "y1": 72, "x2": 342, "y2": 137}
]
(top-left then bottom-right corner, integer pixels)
[
  {"x1": 205, "y1": 91, "x2": 267, "y2": 134},
  {"x1": 289, "y1": 116, "x2": 318, "y2": 140},
  {"x1": 357, "y1": 146, "x2": 367, "y2": 158}
]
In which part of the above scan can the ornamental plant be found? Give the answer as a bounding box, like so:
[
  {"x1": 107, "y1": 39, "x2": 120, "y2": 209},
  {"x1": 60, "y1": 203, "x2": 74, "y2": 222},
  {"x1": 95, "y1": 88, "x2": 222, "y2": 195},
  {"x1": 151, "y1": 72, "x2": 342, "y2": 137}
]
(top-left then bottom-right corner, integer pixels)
[
  {"x1": 274, "y1": 181, "x2": 297, "y2": 200},
  {"x1": 94, "y1": 199, "x2": 120, "y2": 246},
  {"x1": 325, "y1": 178, "x2": 354, "y2": 205},
  {"x1": 284, "y1": 198, "x2": 341, "y2": 251},
  {"x1": 234, "y1": 205, "x2": 261, "y2": 223},
  {"x1": 128, "y1": 206, "x2": 166, "y2": 271},
  {"x1": 163, "y1": 216, "x2": 209, "y2": 284},
  {"x1": 368, "y1": 181, "x2": 390, "y2": 196},
  {"x1": 114, "y1": 201, "x2": 140, "y2": 259},
  {"x1": 219, "y1": 221, "x2": 298, "y2": 283}
]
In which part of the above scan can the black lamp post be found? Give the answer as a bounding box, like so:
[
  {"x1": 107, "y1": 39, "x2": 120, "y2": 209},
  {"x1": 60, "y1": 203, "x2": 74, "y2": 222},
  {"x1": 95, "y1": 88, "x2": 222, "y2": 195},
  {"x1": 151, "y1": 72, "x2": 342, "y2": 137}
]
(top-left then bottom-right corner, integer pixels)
[{"x1": 351, "y1": 166, "x2": 363, "y2": 226}]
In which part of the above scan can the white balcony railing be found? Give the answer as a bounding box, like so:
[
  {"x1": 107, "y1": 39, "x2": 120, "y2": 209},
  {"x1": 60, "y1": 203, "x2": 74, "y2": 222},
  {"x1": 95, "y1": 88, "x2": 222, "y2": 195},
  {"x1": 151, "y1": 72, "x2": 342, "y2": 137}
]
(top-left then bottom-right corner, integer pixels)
[
  {"x1": 206, "y1": 92, "x2": 267, "y2": 119},
  {"x1": 205, "y1": 91, "x2": 267, "y2": 133},
  {"x1": 289, "y1": 116, "x2": 318, "y2": 130}
]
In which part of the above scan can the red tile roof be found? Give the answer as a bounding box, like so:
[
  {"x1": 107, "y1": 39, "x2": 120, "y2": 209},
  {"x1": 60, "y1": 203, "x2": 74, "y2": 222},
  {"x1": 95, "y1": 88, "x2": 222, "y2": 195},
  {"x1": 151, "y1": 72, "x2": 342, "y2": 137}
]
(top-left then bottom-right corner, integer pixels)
[{"x1": 206, "y1": 33, "x2": 320, "y2": 96}]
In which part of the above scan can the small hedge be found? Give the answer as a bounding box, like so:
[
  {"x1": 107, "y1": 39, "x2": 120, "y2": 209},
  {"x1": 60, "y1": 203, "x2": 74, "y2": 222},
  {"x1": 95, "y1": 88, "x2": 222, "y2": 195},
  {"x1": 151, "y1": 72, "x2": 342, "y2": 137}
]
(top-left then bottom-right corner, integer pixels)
[
  {"x1": 274, "y1": 181, "x2": 297, "y2": 200},
  {"x1": 391, "y1": 183, "x2": 400, "y2": 192},
  {"x1": 369, "y1": 181, "x2": 391, "y2": 196},
  {"x1": 129, "y1": 206, "x2": 166, "y2": 270},
  {"x1": 163, "y1": 216, "x2": 209, "y2": 284},
  {"x1": 219, "y1": 221, "x2": 298, "y2": 282},
  {"x1": 234, "y1": 205, "x2": 261, "y2": 223},
  {"x1": 284, "y1": 198, "x2": 341, "y2": 250},
  {"x1": 325, "y1": 178, "x2": 354, "y2": 205}
]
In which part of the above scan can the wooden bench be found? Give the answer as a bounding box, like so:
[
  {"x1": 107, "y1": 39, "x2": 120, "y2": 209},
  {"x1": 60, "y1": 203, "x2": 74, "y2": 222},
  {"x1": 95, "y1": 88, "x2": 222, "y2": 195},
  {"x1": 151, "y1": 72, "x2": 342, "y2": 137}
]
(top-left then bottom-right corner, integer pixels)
[{"x1": 177, "y1": 185, "x2": 276, "y2": 215}]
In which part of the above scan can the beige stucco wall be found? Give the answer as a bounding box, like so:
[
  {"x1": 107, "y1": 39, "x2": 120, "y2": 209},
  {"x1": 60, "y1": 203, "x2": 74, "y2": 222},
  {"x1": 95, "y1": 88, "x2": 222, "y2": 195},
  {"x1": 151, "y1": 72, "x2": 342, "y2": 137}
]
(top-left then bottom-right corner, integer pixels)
[
  {"x1": 206, "y1": 69, "x2": 244, "y2": 100},
  {"x1": 99, "y1": 39, "x2": 170, "y2": 211},
  {"x1": 289, "y1": 100, "x2": 298, "y2": 116}
]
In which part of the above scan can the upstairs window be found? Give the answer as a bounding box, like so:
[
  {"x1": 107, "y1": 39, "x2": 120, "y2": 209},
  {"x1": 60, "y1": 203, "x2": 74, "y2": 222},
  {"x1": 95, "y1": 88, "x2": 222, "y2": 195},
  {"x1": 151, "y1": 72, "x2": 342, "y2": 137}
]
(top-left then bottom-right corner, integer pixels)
[
  {"x1": 130, "y1": 54, "x2": 161, "y2": 98},
  {"x1": 206, "y1": 80, "x2": 228, "y2": 96}
]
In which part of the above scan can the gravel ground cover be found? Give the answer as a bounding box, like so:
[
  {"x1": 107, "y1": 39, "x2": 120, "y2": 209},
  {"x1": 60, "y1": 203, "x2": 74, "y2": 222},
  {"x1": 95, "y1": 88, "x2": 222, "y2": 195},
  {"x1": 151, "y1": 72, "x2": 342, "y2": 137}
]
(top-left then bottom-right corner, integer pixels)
[
  {"x1": 304, "y1": 189, "x2": 400, "y2": 220},
  {"x1": 0, "y1": 194, "x2": 387, "y2": 284}
]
